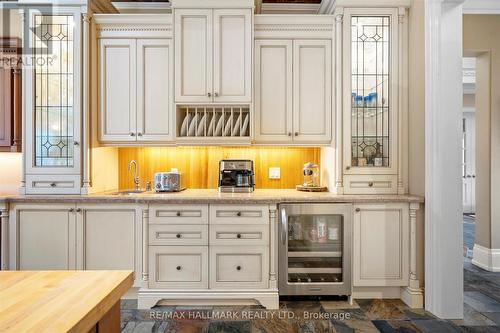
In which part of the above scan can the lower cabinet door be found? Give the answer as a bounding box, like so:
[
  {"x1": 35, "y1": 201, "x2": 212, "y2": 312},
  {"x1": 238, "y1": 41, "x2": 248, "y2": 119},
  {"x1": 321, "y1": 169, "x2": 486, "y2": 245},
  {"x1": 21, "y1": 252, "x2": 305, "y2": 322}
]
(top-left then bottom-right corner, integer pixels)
[
  {"x1": 14, "y1": 204, "x2": 76, "y2": 270},
  {"x1": 353, "y1": 204, "x2": 409, "y2": 286},
  {"x1": 149, "y1": 246, "x2": 208, "y2": 289},
  {"x1": 76, "y1": 205, "x2": 141, "y2": 285},
  {"x1": 210, "y1": 246, "x2": 269, "y2": 289}
]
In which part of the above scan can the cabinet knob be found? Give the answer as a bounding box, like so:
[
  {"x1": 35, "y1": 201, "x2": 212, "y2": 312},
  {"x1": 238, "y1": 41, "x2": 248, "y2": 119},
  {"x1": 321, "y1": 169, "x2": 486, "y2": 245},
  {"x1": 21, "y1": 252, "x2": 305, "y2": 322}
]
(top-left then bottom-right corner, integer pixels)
[
  {"x1": 368, "y1": 182, "x2": 374, "y2": 187},
  {"x1": 207, "y1": 92, "x2": 212, "y2": 97},
  {"x1": 237, "y1": 233, "x2": 242, "y2": 239},
  {"x1": 76, "y1": 208, "x2": 81, "y2": 213},
  {"x1": 73, "y1": 141, "x2": 79, "y2": 146},
  {"x1": 176, "y1": 212, "x2": 181, "y2": 217},
  {"x1": 137, "y1": 132, "x2": 143, "y2": 137},
  {"x1": 130, "y1": 132, "x2": 136, "y2": 137},
  {"x1": 236, "y1": 212, "x2": 242, "y2": 217},
  {"x1": 346, "y1": 166, "x2": 351, "y2": 171},
  {"x1": 288, "y1": 132, "x2": 292, "y2": 136},
  {"x1": 176, "y1": 266, "x2": 181, "y2": 271},
  {"x1": 176, "y1": 234, "x2": 181, "y2": 239},
  {"x1": 214, "y1": 92, "x2": 219, "y2": 97},
  {"x1": 355, "y1": 208, "x2": 361, "y2": 212},
  {"x1": 50, "y1": 182, "x2": 56, "y2": 187},
  {"x1": 69, "y1": 208, "x2": 74, "y2": 213},
  {"x1": 236, "y1": 265, "x2": 242, "y2": 271},
  {"x1": 294, "y1": 132, "x2": 298, "y2": 136}
]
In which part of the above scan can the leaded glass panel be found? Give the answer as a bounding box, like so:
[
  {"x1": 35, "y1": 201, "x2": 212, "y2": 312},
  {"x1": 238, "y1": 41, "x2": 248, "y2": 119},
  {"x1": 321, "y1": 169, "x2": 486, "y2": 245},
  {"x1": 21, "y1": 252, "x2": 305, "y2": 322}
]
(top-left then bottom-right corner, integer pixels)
[
  {"x1": 351, "y1": 16, "x2": 390, "y2": 168},
  {"x1": 33, "y1": 15, "x2": 74, "y2": 167}
]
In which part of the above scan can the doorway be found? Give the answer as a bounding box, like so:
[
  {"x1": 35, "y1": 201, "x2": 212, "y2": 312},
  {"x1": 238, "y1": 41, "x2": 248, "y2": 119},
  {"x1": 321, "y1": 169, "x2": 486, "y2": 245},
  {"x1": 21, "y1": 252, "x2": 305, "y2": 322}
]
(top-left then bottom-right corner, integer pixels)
[{"x1": 462, "y1": 57, "x2": 476, "y2": 259}]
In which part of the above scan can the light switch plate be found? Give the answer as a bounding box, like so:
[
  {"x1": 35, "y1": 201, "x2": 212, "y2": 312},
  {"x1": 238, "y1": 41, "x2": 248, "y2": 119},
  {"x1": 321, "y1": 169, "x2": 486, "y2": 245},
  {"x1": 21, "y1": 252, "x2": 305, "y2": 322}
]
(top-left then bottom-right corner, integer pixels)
[{"x1": 269, "y1": 167, "x2": 281, "y2": 179}]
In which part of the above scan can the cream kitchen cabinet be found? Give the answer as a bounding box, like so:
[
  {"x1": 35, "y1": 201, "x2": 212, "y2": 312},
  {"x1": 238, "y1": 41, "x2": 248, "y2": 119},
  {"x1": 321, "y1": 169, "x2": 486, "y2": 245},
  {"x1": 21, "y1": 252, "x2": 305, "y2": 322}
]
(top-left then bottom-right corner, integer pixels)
[
  {"x1": 8, "y1": 203, "x2": 144, "y2": 286},
  {"x1": 254, "y1": 39, "x2": 332, "y2": 144},
  {"x1": 9, "y1": 204, "x2": 77, "y2": 270},
  {"x1": 75, "y1": 204, "x2": 143, "y2": 286},
  {"x1": 174, "y1": 8, "x2": 252, "y2": 103},
  {"x1": 353, "y1": 203, "x2": 409, "y2": 287},
  {"x1": 99, "y1": 38, "x2": 173, "y2": 143}
]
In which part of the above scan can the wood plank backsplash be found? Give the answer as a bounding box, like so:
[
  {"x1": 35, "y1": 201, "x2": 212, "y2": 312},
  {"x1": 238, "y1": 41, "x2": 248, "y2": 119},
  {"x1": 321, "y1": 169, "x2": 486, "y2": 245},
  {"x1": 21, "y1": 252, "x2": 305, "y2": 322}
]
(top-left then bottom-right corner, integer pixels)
[{"x1": 118, "y1": 147, "x2": 320, "y2": 189}]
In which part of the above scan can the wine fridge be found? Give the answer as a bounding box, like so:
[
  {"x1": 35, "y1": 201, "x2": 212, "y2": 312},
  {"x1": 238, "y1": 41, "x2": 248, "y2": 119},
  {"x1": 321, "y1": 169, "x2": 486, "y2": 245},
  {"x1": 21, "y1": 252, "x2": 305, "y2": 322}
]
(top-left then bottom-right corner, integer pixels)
[{"x1": 279, "y1": 203, "x2": 351, "y2": 296}]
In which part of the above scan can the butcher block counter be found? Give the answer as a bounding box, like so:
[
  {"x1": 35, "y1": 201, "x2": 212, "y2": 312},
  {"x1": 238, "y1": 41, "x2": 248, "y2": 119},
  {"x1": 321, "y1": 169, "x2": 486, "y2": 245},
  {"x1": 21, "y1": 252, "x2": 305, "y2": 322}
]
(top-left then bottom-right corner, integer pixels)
[{"x1": 0, "y1": 271, "x2": 133, "y2": 333}]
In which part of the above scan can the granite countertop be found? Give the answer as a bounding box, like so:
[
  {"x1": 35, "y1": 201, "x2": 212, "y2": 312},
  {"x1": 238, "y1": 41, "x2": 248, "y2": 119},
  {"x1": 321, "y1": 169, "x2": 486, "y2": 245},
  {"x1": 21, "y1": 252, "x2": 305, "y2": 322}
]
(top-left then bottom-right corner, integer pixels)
[{"x1": 0, "y1": 189, "x2": 424, "y2": 204}]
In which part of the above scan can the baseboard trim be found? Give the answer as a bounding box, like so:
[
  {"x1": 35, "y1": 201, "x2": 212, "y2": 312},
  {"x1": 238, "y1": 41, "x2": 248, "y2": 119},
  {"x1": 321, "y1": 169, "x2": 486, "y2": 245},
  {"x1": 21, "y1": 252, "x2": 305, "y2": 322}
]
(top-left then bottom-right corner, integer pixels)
[{"x1": 472, "y1": 244, "x2": 500, "y2": 272}]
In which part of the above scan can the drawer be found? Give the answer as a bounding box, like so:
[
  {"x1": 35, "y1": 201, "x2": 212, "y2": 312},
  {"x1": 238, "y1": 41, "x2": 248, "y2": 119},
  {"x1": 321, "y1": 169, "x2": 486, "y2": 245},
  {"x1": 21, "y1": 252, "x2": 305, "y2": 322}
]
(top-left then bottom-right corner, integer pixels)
[
  {"x1": 344, "y1": 175, "x2": 397, "y2": 195},
  {"x1": 210, "y1": 224, "x2": 269, "y2": 246},
  {"x1": 149, "y1": 225, "x2": 208, "y2": 246},
  {"x1": 149, "y1": 246, "x2": 208, "y2": 289},
  {"x1": 25, "y1": 175, "x2": 81, "y2": 194},
  {"x1": 210, "y1": 205, "x2": 269, "y2": 225},
  {"x1": 149, "y1": 204, "x2": 208, "y2": 224},
  {"x1": 210, "y1": 246, "x2": 269, "y2": 289}
]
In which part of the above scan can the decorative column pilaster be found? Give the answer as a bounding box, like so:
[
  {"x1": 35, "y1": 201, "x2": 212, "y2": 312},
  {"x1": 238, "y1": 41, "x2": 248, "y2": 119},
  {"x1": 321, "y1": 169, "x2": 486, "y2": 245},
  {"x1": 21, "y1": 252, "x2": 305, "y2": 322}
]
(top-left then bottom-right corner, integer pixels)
[
  {"x1": 402, "y1": 202, "x2": 424, "y2": 308},
  {"x1": 269, "y1": 205, "x2": 278, "y2": 289},
  {"x1": 334, "y1": 7, "x2": 344, "y2": 194},
  {"x1": 0, "y1": 207, "x2": 9, "y2": 270},
  {"x1": 81, "y1": 13, "x2": 92, "y2": 192},
  {"x1": 19, "y1": 9, "x2": 26, "y2": 193},
  {"x1": 142, "y1": 209, "x2": 149, "y2": 288},
  {"x1": 397, "y1": 7, "x2": 408, "y2": 194}
]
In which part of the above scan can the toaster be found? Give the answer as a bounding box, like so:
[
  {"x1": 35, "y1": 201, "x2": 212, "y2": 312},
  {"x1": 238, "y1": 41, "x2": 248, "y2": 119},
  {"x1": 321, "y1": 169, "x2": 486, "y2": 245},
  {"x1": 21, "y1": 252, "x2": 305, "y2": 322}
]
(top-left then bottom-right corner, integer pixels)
[{"x1": 154, "y1": 171, "x2": 183, "y2": 192}]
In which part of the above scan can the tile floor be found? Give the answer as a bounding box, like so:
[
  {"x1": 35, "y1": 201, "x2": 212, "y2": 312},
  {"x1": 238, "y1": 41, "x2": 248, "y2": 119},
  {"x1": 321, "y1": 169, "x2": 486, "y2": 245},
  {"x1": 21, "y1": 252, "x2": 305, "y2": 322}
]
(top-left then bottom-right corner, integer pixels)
[
  {"x1": 120, "y1": 259, "x2": 500, "y2": 333},
  {"x1": 120, "y1": 218, "x2": 500, "y2": 332}
]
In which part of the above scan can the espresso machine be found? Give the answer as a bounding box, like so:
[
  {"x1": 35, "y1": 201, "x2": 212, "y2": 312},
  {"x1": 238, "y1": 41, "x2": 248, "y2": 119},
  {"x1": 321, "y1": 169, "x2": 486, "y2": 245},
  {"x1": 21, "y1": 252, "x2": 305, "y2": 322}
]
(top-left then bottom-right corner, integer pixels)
[{"x1": 218, "y1": 160, "x2": 254, "y2": 193}]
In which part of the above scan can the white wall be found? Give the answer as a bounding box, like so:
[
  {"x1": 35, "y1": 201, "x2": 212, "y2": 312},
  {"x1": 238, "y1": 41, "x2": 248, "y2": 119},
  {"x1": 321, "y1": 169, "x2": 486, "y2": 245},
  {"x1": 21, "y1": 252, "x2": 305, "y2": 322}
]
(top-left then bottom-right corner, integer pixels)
[{"x1": 0, "y1": 153, "x2": 22, "y2": 194}]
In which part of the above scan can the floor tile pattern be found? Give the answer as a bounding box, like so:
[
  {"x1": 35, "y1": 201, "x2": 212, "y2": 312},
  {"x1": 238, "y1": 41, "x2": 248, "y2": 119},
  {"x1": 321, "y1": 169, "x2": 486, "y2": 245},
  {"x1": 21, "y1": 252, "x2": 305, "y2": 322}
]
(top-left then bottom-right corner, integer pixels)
[{"x1": 120, "y1": 259, "x2": 500, "y2": 332}]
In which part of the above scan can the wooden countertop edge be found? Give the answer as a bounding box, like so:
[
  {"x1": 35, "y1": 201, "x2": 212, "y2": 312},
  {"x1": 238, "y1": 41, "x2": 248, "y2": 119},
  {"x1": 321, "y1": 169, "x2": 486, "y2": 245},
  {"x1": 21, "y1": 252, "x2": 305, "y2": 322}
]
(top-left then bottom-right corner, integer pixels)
[{"x1": 69, "y1": 271, "x2": 133, "y2": 333}]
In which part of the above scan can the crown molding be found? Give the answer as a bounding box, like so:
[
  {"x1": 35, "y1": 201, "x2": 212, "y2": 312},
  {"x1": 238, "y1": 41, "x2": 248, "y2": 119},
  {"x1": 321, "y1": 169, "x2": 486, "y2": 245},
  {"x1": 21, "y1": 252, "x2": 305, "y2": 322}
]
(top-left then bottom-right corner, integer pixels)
[
  {"x1": 111, "y1": 2, "x2": 171, "y2": 13},
  {"x1": 261, "y1": 3, "x2": 320, "y2": 14}
]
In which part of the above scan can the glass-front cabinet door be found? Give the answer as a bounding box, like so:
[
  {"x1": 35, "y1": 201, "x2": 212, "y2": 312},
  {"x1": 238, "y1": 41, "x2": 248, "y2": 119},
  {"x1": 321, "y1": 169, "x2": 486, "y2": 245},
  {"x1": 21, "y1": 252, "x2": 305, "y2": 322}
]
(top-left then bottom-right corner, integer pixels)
[
  {"x1": 24, "y1": 8, "x2": 82, "y2": 193},
  {"x1": 343, "y1": 8, "x2": 399, "y2": 176},
  {"x1": 279, "y1": 204, "x2": 351, "y2": 296}
]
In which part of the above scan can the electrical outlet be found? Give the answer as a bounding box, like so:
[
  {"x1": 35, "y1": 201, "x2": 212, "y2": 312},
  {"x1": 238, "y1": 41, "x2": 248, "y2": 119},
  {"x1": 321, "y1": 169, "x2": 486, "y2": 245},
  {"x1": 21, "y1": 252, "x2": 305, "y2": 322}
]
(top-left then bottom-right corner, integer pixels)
[{"x1": 269, "y1": 167, "x2": 281, "y2": 179}]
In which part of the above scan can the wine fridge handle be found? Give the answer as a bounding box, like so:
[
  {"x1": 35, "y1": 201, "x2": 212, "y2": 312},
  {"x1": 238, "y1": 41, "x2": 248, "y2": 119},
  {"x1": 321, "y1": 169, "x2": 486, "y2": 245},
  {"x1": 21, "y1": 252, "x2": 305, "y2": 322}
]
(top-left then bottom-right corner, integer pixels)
[{"x1": 280, "y1": 208, "x2": 287, "y2": 245}]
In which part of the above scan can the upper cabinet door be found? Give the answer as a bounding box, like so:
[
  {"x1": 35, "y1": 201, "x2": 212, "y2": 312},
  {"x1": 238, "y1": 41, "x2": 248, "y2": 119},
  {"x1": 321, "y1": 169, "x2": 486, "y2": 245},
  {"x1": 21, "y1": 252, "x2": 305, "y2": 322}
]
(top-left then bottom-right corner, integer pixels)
[
  {"x1": 213, "y1": 9, "x2": 252, "y2": 103},
  {"x1": 175, "y1": 9, "x2": 213, "y2": 103},
  {"x1": 292, "y1": 40, "x2": 332, "y2": 144},
  {"x1": 254, "y1": 40, "x2": 293, "y2": 143},
  {"x1": 136, "y1": 39, "x2": 174, "y2": 142},
  {"x1": 0, "y1": 69, "x2": 12, "y2": 147},
  {"x1": 99, "y1": 38, "x2": 137, "y2": 142}
]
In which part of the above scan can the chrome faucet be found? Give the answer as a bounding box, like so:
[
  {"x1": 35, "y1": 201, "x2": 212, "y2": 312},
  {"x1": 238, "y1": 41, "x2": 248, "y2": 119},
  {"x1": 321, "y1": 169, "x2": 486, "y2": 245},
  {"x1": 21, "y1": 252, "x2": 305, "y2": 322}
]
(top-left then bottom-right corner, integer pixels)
[{"x1": 128, "y1": 160, "x2": 140, "y2": 191}]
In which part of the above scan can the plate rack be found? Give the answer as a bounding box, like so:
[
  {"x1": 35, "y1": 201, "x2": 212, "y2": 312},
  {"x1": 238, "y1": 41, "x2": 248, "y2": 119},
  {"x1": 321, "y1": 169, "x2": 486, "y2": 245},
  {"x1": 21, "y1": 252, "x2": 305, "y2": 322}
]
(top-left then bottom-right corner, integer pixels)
[{"x1": 177, "y1": 106, "x2": 251, "y2": 141}]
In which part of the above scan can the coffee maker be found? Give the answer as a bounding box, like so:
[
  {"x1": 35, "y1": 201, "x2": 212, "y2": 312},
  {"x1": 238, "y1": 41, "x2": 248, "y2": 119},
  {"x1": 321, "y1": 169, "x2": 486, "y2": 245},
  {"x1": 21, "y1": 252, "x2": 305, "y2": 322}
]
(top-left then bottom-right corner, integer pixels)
[{"x1": 218, "y1": 160, "x2": 254, "y2": 193}]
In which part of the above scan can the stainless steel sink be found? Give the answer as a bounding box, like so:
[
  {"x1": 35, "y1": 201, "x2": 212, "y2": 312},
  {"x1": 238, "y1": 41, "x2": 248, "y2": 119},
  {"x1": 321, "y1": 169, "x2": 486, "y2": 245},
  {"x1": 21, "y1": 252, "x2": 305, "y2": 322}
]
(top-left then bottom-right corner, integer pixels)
[{"x1": 111, "y1": 190, "x2": 147, "y2": 196}]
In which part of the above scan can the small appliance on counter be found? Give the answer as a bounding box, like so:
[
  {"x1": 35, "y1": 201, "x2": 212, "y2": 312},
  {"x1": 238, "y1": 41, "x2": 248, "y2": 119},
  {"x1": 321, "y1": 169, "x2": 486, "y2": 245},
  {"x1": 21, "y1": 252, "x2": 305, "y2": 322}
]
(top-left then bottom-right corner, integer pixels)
[
  {"x1": 218, "y1": 160, "x2": 254, "y2": 193},
  {"x1": 296, "y1": 162, "x2": 327, "y2": 192},
  {"x1": 154, "y1": 169, "x2": 185, "y2": 192}
]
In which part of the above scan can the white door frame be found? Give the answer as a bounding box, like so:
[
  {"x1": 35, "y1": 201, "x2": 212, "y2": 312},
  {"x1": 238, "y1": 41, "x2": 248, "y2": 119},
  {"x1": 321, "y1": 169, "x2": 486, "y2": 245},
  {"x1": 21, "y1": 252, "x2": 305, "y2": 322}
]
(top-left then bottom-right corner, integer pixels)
[{"x1": 424, "y1": 0, "x2": 465, "y2": 319}]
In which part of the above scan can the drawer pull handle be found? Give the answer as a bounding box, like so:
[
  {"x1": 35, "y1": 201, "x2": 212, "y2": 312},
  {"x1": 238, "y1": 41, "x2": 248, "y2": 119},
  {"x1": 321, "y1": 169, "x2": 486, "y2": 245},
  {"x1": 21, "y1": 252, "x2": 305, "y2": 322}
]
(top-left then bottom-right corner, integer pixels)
[
  {"x1": 368, "y1": 182, "x2": 374, "y2": 187},
  {"x1": 176, "y1": 266, "x2": 182, "y2": 271},
  {"x1": 236, "y1": 233, "x2": 242, "y2": 239},
  {"x1": 236, "y1": 266, "x2": 242, "y2": 271},
  {"x1": 50, "y1": 182, "x2": 56, "y2": 187},
  {"x1": 236, "y1": 212, "x2": 242, "y2": 217},
  {"x1": 176, "y1": 212, "x2": 181, "y2": 217},
  {"x1": 176, "y1": 234, "x2": 181, "y2": 239}
]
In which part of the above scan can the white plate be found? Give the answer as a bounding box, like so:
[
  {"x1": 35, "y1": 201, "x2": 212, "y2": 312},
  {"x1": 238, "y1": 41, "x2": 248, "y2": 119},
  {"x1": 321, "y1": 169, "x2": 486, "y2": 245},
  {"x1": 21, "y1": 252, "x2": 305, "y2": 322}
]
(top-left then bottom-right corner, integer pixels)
[
  {"x1": 197, "y1": 114, "x2": 206, "y2": 136},
  {"x1": 224, "y1": 115, "x2": 232, "y2": 136},
  {"x1": 207, "y1": 114, "x2": 215, "y2": 136},
  {"x1": 188, "y1": 114, "x2": 198, "y2": 136},
  {"x1": 232, "y1": 114, "x2": 241, "y2": 136},
  {"x1": 241, "y1": 113, "x2": 249, "y2": 136},
  {"x1": 180, "y1": 113, "x2": 191, "y2": 136},
  {"x1": 215, "y1": 114, "x2": 224, "y2": 136}
]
